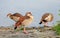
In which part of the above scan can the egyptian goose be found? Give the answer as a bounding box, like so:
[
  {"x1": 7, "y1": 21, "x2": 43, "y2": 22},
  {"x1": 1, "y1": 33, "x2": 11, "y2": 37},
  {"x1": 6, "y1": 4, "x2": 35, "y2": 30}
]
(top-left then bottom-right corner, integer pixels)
[
  {"x1": 7, "y1": 12, "x2": 33, "y2": 34},
  {"x1": 39, "y1": 13, "x2": 53, "y2": 27}
]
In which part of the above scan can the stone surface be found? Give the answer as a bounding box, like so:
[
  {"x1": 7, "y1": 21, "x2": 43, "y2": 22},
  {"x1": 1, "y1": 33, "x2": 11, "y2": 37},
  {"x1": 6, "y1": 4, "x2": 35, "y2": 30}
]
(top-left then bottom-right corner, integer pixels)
[{"x1": 0, "y1": 27, "x2": 60, "y2": 38}]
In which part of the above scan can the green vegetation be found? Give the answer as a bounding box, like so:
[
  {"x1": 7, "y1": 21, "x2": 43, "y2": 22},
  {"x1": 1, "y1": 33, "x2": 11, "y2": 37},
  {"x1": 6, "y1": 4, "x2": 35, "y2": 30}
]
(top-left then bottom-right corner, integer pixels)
[
  {"x1": 52, "y1": 13, "x2": 60, "y2": 35},
  {"x1": 52, "y1": 23, "x2": 60, "y2": 35},
  {"x1": 58, "y1": 10, "x2": 60, "y2": 16},
  {"x1": 58, "y1": 13, "x2": 60, "y2": 16},
  {"x1": 15, "y1": 26, "x2": 24, "y2": 32},
  {"x1": 15, "y1": 28, "x2": 23, "y2": 32}
]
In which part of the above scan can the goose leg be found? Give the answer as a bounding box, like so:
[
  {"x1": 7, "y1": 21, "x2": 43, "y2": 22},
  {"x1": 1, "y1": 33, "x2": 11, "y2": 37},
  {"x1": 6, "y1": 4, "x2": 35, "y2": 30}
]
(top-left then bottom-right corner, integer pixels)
[
  {"x1": 14, "y1": 22, "x2": 20, "y2": 30},
  {"x1": 44, "y1": 22, "x2": 49, "y2": 27},
  {"x1": 23, "y1": 27, "x2": 28, "y2": 34}
]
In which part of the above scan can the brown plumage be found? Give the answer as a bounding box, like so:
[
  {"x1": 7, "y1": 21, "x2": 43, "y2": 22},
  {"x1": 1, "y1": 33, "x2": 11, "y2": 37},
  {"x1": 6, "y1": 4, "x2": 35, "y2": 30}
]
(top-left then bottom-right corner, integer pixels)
[
  {"x1": 41, "y1": 13, "x2": 53, "y2": 22},
  {"x1": 39, "y1": 13, "x2": 54, "y2": 26},
  {"x1": 7, "y1": 12, "x2": 33, "y2": 34},
  {"x1": 12, "y1": 13, "x2": 23, "y2": 17},
  {"x1": 7, "y1": 13, "x2": 23, "y2": 22}
]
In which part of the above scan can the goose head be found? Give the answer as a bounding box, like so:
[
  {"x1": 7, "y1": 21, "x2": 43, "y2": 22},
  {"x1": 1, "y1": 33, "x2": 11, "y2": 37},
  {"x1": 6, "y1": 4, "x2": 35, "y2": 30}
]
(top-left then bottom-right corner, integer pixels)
[{"x1": 25, "y1": 12, "x2": 33, "y2": 19}]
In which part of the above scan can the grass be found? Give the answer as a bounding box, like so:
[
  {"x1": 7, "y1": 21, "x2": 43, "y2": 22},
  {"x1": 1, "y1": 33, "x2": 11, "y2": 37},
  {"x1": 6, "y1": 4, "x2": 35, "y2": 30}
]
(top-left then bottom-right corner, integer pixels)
[
  {"x1": 52, "y1": 23, "x2": 60, "y2": 35},
  {"x1": 15, "y1": 26, "x2": 24, "y2": 32}
]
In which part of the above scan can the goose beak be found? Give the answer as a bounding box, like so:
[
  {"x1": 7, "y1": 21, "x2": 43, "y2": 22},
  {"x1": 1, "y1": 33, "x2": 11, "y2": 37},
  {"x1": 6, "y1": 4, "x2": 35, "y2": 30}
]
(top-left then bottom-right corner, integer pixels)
[{"x1": 39, "y1": 21, "x2": 42, "y2": 24}]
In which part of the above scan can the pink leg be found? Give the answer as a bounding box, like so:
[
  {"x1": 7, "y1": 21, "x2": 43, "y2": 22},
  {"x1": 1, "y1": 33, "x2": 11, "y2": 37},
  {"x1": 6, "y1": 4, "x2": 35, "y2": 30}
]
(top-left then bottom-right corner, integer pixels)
[
  {"x1": 44, "y1": 22, "x2": 48, "y2": 27},
  {"x1": 23, "y1": 27, "x2": 28, "y2": 34}
]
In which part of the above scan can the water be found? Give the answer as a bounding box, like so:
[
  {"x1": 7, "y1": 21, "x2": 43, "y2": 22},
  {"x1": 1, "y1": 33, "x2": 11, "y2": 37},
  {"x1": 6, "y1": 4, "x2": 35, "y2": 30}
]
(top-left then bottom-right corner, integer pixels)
[{"x1": 0, "y1": 0, "x2": 60, "y2": 27}]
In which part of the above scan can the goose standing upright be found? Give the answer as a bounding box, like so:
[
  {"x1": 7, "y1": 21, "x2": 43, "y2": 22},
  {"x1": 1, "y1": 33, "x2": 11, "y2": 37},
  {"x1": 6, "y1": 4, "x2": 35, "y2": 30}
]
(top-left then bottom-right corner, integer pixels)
[
  {"x1": 39, "y1": 13, "x2": 53, "y2": 27},
  {"x1": 7, "y1": 12, "x2": 33, "y2": 34}
]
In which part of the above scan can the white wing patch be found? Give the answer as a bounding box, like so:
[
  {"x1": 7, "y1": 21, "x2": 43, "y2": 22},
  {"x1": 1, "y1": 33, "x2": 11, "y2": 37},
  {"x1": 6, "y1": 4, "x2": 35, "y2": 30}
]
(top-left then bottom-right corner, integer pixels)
[
  {"x1": 45, "y1": 14, "x2": 51, "y2": 21},
  {"x1": 12, "y1": 16, "x2": 20, "y2": 22}
]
